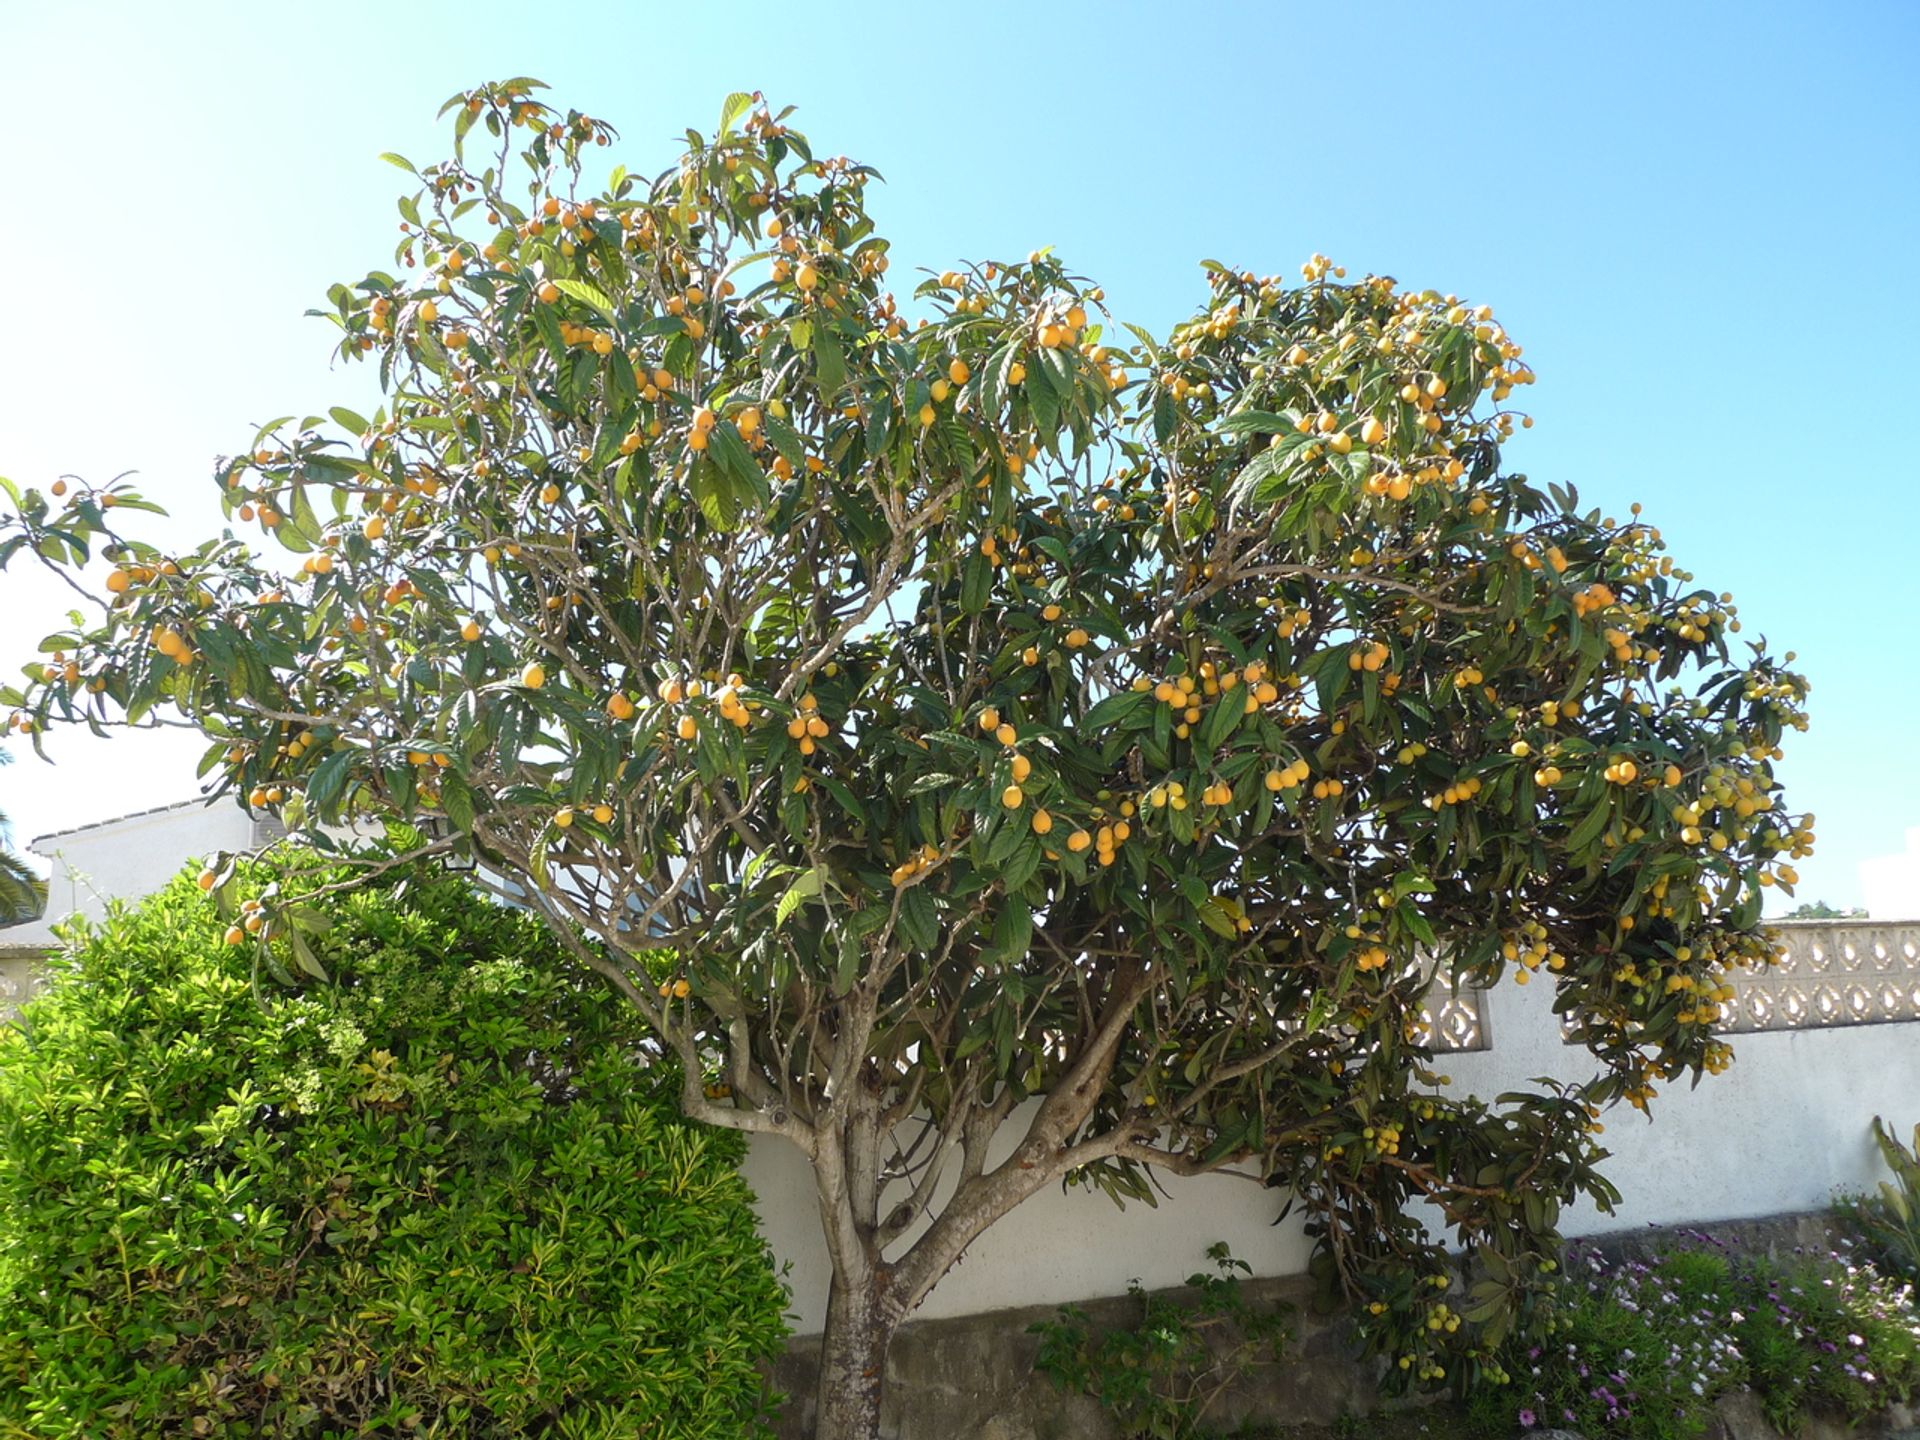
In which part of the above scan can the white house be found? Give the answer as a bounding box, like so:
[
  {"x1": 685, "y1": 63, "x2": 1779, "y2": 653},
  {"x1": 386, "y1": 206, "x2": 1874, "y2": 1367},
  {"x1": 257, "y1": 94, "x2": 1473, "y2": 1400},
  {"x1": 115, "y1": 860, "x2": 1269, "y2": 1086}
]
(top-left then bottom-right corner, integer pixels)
[{"x1": 1, "y1": 800, "x2": 273, "y2": 1012}]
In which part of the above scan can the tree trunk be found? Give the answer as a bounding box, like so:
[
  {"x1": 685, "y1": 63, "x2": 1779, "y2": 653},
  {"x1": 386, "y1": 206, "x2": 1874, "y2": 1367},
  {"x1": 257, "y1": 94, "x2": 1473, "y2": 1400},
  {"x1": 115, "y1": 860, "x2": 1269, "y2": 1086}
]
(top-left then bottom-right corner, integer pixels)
[{"x1": 814, "y1": 1271, "x2": 896, "y2": 1440}]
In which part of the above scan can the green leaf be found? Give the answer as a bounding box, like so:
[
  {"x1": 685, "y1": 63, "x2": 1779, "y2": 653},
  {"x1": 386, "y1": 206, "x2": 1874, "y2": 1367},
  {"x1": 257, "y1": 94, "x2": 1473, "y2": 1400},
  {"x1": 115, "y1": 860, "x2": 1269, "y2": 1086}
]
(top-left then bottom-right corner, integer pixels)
[
  {"x1": 775, "y1": 868, "x2": 822, "y2": 929},
  {"x1": 817, "y1": 776, "x2": 866, "y2": 828},
  {"x1": 1082, "y1": 690, "x2": 1149, "y2": 733},
  {"x1": 898, "y1": 885, "x2": 938, "y2": 951},
  {"x1": 960, "y1": 551, "x2": 991, "y2": 614},
  {"x1": 812, "y1": 325, "x2": 847, "y2": 397},
  {"x1": 989, "y1": 897, "x2": 1032, "y2": 960},
  {"x1": 1564, "y1": 796, "x2": 1612, "y2": 853},
  {"x1": 1199, "y1": 691, "x2": 1242, "y2": 754},
  {"x1": 709, "y1": 423, "x2": 769, "y2": 509},
  {"x1": 1217, "y1": 409, "x2": 1293, "y2": 437},
  {"x1": 1396, "y1": 900, "x2": 1437, "y2": 949},
  {"x1": 718, "y1": 91, "x2": 755, "y2": 135},
  {"x1": 305, "y1": 749, "x2": 355, "y2": 815},
  {"x1": 286, "y1": 929, "x2": 330, "y2": 982},
  {"x1": 282, "y1": 485, "x2": 323, "y2": 552},
  {"x1": 690, "y1": 458, "x2": 739, "y2": 533},
  {"x1": 555, "y1": 279, "x2": 617, "y2": 320},
  {"x1": 440, "y1": 771, "x2": 474, "y2": 833}
]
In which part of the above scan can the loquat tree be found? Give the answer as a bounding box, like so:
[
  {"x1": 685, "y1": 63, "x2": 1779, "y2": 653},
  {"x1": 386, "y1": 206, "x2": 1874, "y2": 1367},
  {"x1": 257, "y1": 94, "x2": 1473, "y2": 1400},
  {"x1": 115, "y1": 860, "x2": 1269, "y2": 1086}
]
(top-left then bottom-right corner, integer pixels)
[{"x1": 0, "y1": 83, "x2": 1813, "y2": 1440}]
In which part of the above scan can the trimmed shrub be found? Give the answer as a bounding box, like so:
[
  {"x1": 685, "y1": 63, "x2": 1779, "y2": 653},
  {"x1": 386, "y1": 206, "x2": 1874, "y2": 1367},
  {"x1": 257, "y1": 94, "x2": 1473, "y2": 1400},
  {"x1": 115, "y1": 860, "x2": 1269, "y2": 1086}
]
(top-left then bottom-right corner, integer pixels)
[{"x1": 0, "y1": 858, "x2": 789, "y2": 1438}]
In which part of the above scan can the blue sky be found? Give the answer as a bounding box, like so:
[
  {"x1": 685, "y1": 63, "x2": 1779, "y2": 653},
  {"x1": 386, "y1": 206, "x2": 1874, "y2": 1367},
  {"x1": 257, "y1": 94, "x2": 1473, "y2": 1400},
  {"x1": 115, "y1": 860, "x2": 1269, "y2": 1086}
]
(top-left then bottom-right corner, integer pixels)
[{"x1": 0, "y1": 1, "x2": 1914, "y2": 910}]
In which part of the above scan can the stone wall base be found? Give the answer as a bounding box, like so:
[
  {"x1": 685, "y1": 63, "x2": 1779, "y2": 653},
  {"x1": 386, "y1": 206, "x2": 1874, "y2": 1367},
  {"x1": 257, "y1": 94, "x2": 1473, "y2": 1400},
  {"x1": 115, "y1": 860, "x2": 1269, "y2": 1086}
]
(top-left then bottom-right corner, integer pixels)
[{"x1": 767, "y1": 1211, "x2": 1912, "y2": 1440}]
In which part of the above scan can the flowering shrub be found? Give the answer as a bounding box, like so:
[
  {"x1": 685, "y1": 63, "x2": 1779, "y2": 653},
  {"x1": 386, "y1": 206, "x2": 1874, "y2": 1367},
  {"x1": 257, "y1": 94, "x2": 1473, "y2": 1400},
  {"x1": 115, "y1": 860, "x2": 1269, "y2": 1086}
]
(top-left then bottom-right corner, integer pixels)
[{"x1": 1464, "y1": 1233, "x2": 1919, "y2": 1440}]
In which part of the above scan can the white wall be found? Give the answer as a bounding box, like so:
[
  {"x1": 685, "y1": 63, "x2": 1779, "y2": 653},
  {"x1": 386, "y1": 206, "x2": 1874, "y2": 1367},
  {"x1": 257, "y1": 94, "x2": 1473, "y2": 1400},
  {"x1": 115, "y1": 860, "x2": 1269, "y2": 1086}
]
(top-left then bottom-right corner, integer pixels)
[
  {"x1": 1443, "y1": 973, "x2": 1919, "y2": 1233},
  {"x1": 742, "y1": 1109, "x2": 1314, "y2": 1336},
  {"x1": 746, "y1": 970, "x2": 1920, "y2": 1336},
  {"x1": 7, "y1": 800, "x2": 1916, "y2": 1341}
]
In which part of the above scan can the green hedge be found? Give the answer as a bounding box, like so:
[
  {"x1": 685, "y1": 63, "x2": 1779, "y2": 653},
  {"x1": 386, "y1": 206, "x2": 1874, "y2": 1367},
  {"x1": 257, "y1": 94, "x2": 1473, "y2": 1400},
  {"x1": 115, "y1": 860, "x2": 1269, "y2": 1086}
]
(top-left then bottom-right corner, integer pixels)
[{"x1": 0, "y1": 858, "x2": 789, "y2": 1438}]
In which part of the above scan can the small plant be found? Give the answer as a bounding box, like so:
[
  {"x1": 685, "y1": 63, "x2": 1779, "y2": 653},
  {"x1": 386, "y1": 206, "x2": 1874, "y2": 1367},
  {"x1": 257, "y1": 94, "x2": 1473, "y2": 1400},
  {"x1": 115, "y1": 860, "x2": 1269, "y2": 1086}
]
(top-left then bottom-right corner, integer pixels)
[
  {"x1": 1029, "y1": 1242, "x2": 1291, "y2": 1440},
  {"x1": 1836, "y1": 1116, "x2": 1920, "y2": 1282}
]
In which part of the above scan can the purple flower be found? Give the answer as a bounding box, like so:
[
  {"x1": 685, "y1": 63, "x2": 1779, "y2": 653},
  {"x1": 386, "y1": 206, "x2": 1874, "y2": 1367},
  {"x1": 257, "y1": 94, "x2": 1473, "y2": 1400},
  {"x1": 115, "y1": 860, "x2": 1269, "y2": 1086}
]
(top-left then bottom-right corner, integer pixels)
[{"x1": 1518, "y1": 1409, "x2": 1537, "y2": 1428}]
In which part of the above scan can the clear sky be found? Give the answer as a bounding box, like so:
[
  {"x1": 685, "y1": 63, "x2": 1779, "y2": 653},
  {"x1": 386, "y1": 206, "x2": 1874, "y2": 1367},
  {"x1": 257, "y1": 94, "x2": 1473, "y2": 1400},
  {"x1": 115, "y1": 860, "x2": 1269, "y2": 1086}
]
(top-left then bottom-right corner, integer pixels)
[{"x1": 0, "y1": 1, "x2": 1915, "y2": 910}]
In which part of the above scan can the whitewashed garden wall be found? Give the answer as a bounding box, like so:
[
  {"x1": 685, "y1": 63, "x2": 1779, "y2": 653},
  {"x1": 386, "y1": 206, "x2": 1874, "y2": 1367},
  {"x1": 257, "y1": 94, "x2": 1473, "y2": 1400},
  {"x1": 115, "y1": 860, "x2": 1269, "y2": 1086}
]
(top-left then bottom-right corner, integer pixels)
[
  {"x1": 748, "y1": 918, "x2": 1920, "y2": 1333},
  {"x1": 4, "y1": 808, "x2": 1916, "y2": 1338}
]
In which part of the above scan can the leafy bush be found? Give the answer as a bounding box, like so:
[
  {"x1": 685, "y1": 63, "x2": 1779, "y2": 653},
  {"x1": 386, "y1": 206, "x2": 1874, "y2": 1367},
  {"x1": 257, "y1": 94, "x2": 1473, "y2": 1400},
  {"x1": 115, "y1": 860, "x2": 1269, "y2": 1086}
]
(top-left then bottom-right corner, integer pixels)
[
  {"x1": 1029, "y1": 1242, "x2": 1291, "y2": 1440},
  {"x1": 0, "y1": 857, "x2": 789, "y2": 1438}
]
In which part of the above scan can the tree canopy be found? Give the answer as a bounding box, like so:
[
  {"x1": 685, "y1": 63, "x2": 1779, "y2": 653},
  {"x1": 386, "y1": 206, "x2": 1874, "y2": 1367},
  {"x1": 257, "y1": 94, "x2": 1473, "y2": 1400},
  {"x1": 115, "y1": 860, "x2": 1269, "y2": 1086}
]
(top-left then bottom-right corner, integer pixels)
[{"x1": 0, "y1": 82, "x2": 1813, "y2": 1438}]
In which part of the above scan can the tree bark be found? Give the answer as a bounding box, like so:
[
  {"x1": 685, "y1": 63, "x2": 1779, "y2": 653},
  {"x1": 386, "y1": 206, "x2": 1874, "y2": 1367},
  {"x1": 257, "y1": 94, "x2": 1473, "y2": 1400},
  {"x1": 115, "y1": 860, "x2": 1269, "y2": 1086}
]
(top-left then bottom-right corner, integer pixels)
[{"x1": 814, "y1": 1270, "x2": 896, "y2": 1440}]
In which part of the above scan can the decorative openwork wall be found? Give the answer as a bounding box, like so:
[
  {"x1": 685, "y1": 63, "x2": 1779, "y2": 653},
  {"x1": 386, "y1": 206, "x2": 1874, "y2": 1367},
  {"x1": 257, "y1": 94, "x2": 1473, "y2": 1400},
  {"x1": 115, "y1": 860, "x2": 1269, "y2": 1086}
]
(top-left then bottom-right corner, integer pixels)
[
  {"x1": 1723, "y1": 919, "x2": 1920, "y2": 1033},
  {"x1": 1426, "y1": 918, "x2": 1920, "y2": 1052},
  {"x1": 1416, "y1": 985, "x2": 1489, "y2": 1053}
]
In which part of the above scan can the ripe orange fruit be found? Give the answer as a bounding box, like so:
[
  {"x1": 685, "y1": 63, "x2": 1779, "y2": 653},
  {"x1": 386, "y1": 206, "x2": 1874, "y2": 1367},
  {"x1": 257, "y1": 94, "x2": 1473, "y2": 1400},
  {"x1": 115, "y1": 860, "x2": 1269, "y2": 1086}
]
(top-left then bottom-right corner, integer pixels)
[
  {"x1": 522, "y1": 663, "x2": 547, "y2": 689},
  {"x1": 1001, "y1": 784, "x2": 1024, "y2": 809}
]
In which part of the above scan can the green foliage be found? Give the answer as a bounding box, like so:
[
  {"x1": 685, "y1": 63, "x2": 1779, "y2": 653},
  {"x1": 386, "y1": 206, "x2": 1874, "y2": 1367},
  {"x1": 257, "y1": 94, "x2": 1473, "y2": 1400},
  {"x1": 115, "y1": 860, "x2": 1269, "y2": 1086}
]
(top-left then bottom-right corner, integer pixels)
[
  {"x1": 0, "y1": 80, "x2": 1817, "y2": 1396},
  {"x1": 0, "y1": 854, "x2": 789, "y2": 1439},
  {"x1": 1837, "y1": 1116, "x2": 1920, "y2": 1282},
  {"x1": 1029, "y1": 1243, "x2": 1291, "y2": 1440}
]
